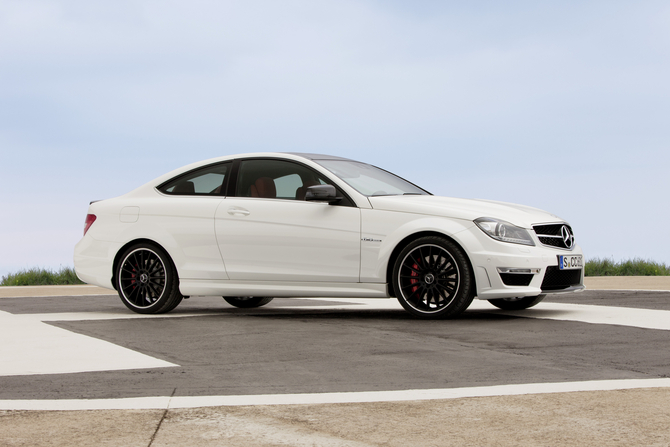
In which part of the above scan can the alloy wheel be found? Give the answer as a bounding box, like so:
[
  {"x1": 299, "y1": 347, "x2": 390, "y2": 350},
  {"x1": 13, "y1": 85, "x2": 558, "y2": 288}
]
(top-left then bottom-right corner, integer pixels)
[
  {"x1": 118, "y1": 248, "x2": 167, "y2": 309},
  {"x1": 397, "y1": 244, "x2": 460, "y2": 314}
]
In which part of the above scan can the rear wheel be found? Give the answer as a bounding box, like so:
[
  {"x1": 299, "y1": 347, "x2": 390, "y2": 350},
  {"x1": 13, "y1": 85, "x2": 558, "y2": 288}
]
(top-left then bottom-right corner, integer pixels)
[
  {"x1": 488, "y1": 295, "x2": 545, "y2": 310},
  {"x1": 392, "y1": 236, "x2": 474, "y2": 319},
  {"x1": 223, "y1": 296, "x2": 274, "y2": 308},
  {"x1": 116, "y1": 243, "x2": 183, "y2": 314}
]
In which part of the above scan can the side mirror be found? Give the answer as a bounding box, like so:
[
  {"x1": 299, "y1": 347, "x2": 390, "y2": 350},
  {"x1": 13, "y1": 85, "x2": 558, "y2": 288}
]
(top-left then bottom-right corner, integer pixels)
[{"x1": 305, "y1": 184, "x2": 342, "y2": 204}]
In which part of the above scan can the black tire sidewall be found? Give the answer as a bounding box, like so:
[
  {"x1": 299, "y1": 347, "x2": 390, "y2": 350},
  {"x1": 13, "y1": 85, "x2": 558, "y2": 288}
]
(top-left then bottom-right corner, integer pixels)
[{"x1": 392, "y1": 236, "x2": 474, "y2": 319}]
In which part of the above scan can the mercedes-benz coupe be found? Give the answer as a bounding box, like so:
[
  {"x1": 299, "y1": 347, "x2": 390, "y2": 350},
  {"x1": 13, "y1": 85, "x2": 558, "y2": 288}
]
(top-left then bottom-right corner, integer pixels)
[{"x1": 74, "y1": 153, "x2": 584, "y2": 319}]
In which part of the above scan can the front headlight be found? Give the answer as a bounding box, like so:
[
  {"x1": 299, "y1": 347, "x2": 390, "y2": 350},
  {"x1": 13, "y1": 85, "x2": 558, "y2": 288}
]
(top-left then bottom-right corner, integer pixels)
[{"x1": 474, "y1": 217, "x2": 535, "y2": 246}]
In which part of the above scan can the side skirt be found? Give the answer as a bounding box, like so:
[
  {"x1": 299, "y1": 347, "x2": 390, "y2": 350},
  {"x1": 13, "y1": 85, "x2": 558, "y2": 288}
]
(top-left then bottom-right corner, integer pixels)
[{"x1": 179, "y1": 280, "x2": 389, "y2": 298}]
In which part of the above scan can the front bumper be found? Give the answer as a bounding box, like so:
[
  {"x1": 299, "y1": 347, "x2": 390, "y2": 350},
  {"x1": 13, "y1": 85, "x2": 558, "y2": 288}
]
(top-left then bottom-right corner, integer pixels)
[{"x1": 456, "y1": 225, "x2": 585, "y2": 300}]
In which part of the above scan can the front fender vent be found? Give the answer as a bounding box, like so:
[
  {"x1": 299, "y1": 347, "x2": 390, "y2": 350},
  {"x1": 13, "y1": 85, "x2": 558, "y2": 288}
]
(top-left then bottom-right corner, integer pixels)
[{"x1": 499, "y1": 273, "x2": 534, "y2": 287}]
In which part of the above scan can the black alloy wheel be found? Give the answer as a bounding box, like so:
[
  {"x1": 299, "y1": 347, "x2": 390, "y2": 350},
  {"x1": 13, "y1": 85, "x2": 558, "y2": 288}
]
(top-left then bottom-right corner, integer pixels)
[
  {"x1": 223, "y1": 296, "x2": 274, "y2": 308},
  {"x1": 393, "y1": 236, "x2": 474, "y2": 319},
  {"x1": 488, "y1": 295, "x2": 545, "y2": 310},
  {"x1": 116, "y1": 243, "x2": 183, "y2": 314}
]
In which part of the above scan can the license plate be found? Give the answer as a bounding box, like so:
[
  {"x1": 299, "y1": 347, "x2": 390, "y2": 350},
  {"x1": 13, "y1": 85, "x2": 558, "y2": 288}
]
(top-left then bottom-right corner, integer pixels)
[{"x1": 558, "y1": 255, "x2": 583, "y2": 270}]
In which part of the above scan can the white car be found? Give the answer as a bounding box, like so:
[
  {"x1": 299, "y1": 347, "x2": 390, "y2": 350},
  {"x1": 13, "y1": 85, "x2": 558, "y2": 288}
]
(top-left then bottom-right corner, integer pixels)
[{"x1": 74, "y1": 152, "x2": 584, "y2": 319}]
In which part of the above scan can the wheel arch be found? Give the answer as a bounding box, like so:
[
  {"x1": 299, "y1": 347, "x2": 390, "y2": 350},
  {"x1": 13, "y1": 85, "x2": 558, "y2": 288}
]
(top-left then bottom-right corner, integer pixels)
[
  {"x1": 385, "y1": 231, "x2": 477, "y2": 298},
  {"x1": 111, "y1": 238, "x2": 173, "y2": 291}
]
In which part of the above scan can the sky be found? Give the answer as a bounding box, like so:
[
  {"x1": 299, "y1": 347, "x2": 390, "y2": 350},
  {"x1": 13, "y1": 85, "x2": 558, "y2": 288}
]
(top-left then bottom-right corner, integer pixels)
[{"x1": 1, "y1": 0, "x2": 669, "y2": 278}]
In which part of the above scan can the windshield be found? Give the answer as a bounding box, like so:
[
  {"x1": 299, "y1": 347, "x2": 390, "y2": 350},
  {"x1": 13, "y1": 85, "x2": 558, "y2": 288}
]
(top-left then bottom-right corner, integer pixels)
[{"x1": 315, "y1": 160, "x2": 430, "y2": 196}]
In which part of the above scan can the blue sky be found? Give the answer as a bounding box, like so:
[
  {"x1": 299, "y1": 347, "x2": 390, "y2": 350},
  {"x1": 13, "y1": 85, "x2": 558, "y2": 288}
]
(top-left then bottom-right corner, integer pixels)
[{"x1": 1, "y1": 0, "x2": 669, "y2": 277}]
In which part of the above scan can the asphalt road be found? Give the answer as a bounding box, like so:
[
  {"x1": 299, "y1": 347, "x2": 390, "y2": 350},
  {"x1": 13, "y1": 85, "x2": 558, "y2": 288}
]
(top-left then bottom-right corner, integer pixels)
[{"x1": 1, "y1": 290, "x2": 669, "y2": 401}]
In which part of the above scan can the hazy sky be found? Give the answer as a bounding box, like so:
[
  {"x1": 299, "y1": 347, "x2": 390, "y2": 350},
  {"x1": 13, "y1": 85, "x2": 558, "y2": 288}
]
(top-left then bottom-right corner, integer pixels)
[{"x1": 1, "y1": 0, "x2": 669, "y2": 277}]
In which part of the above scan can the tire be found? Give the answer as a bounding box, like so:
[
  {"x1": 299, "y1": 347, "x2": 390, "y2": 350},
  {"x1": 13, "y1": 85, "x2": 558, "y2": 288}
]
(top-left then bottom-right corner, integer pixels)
[
  {"x1": 392, "y1": 236, "x2": 474, "y2": 319},
  {"x1": 488, "y1": 295, "x2": 545, "y2": 310},
  {"x1": 116, "y1": 243, "x2": 183, "y2": 314},
  {"x1": 223, "y1": 296, "x2": 274, "y2": 308}
]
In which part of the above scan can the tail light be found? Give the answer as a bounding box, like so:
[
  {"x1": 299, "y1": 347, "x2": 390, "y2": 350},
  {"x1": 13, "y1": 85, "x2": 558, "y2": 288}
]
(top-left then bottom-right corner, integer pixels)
[{"x1": 84, "y1": 214, "x2": 97, "y2": 236}]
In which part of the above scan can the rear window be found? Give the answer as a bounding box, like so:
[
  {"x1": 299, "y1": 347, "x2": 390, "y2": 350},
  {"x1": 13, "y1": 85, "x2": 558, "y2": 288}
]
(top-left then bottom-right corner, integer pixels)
[{"x1": 158, "y1": 162, "x2": 231, "y2": 195}]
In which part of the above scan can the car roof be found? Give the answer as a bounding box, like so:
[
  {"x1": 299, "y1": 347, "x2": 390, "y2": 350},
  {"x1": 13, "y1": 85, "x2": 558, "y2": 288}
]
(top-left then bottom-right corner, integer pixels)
[{"x1": 283, "y1": 152, "x2": 356, "y2": 162}]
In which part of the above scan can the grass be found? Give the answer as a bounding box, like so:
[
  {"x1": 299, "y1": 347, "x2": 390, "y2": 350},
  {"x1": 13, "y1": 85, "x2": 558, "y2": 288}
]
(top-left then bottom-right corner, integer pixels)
[
  {"x1": 585, "y1": 258, "x2": 670, "y2": 276},
  {"x1": 0, "y1": 267, "x2": 85, "y2": 286}
]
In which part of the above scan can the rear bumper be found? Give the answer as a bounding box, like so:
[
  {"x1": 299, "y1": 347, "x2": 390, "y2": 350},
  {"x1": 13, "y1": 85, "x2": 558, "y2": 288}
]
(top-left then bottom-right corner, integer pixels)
[{"x1": 73, "y1": 236, "x2": 119, "y2": 290}]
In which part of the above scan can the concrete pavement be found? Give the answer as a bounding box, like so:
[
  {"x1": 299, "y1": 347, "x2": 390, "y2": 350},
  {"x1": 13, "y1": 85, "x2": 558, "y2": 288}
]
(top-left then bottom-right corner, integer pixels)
[
  {"x1": 584, "y1": 275, "x2": 670, "y2": 290},
  {"x1": 2, "y1": 388, "x2": 669, "y2": 446},
  {"x1": 1, "y1": 277, "x2": 669, "y2": 446},
  {"x1": 0, "y1": 284, "x2": 112, "y2": 298}
]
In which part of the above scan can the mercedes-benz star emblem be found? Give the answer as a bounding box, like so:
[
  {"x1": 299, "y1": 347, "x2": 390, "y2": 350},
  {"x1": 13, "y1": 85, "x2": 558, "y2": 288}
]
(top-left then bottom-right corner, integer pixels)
[
  {"x1": 561, "y1": 225, "x2": 574, "y2": 249},
  {"x1": 424, "y1": 273, "x2": 435, "y2": 285},
  {"x1": 139, "y1": 273, "x2": 149, "y2": 284}
]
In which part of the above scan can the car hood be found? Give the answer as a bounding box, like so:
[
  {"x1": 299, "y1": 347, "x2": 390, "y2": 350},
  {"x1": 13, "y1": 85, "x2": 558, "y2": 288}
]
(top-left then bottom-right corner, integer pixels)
[{"x1": 368, "y1": 195, "x2": 566, "y2": 228}]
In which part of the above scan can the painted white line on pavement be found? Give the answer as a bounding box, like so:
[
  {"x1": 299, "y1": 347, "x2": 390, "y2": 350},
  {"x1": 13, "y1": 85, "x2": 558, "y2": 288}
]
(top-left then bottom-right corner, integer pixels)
[
  {"x1": 1, "y1": 378, "x2": 669, "y2": 411},
  {"x1": 33, "y1": 311, "x2": 216, "y2": 322},
  {"x1": 294, "y1": 298, "x2": 670, "y2": 332},
  {"x1": 468, "y1": 301, "x2": 670, "y2": 331},
  {"x1": 0, "y1": 396, "x2": 173, "y2": 411},
  {"x1": 249, "y1": 298, "x2": 670, "y2": 332},
  {"x1": 0, "y1": 310, "x2": 178, "y2": 376}
]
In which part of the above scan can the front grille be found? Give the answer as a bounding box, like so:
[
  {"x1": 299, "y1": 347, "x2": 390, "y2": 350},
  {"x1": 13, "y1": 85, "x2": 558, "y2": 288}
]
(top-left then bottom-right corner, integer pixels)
[
  {"x1": 541, "y1": 266, "x2": 582, "y2": 291},
  {"x1": 533, "y1": 224, "x2": 575, "y2": 250},
  {"x1": 500, "y1": 273, "x2": 534, "y2": 287}
]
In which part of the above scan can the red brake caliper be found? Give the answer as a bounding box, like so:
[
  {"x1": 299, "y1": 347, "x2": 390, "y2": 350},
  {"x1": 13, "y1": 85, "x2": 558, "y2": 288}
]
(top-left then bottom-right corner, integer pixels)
[{"x1": 410, "y1": 263, "x2": 419, "y2": 294}]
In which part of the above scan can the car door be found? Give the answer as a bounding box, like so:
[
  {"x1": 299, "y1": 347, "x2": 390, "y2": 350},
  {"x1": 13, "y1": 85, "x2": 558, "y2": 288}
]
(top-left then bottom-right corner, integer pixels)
[{"x1": 214, "y1": 158, "x2": 361, "y2": 282}]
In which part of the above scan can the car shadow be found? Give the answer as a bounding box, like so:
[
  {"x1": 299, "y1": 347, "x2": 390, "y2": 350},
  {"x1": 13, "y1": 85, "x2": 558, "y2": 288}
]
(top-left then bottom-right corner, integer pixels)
[{"x1": 166, "y1": 305, "x2": 520, "y2": 322}]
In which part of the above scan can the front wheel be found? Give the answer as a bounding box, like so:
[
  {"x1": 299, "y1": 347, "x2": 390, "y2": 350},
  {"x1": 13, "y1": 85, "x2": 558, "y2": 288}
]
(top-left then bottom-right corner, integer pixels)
[
  {"x1": 488, "y1": 295, "x2": 545, "y2": 310},
  {"x1": 392, "y1": 236, "x2": 474, "y2": 319},
  {"x1": 116, "y1": 243, "x2": 183, "y2": 314},
  {"x1": 223, "y1": 296, "x2": 274, "y2": 308}
]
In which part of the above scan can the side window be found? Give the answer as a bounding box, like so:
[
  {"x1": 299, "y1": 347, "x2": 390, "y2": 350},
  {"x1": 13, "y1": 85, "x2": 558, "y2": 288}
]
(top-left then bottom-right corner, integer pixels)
[
  {"x1": 236, "y1": 159, "x2": 332, "y2": 201},
  {"x1": 159, "y1": 162, "x2": 230, "y2": 195},
  {"x1": 274, "y1": 174, "x2": 303, "y2": 199}
]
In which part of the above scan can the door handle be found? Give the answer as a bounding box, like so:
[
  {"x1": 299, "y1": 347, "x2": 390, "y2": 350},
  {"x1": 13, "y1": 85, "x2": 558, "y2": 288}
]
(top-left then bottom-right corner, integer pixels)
[{"x1": 227, "y1": 207, "x2": 250, "y2": 216}]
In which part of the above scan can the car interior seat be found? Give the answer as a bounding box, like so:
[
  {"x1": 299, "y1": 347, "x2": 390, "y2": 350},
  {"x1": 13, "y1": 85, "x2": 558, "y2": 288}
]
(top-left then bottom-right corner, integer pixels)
[
  {"x1": 249, "y1": 177, "x2": 277, "y2": 198},
  {"x1": 173, "y1": 181, "x2": 195, "y2": 194}
]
